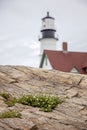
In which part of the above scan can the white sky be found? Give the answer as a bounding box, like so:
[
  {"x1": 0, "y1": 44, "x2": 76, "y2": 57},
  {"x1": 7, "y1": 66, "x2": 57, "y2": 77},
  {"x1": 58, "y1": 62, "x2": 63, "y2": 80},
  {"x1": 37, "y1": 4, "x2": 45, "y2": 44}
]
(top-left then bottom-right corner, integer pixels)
[{"x1": 0, "y1": 0, "x2": 87, "y2": 67}]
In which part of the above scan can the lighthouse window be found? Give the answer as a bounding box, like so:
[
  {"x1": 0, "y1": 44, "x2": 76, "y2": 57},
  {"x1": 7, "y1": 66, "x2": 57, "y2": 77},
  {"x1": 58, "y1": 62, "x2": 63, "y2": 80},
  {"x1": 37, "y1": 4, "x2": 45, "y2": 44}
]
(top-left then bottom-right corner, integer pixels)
[
  {"x1": 43, "y1": 22, "x2": 46, "y2": 28},
  {"x1": 43, "y1": 24, "x2": 46, "y2": 27}
]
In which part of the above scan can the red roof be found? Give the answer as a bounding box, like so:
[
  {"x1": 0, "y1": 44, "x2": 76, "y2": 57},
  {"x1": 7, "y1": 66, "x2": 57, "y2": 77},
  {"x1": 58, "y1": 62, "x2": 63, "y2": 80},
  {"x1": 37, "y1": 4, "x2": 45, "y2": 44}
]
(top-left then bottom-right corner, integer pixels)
[
  {"x1": 44, "y1": 50, "x2": 87, "y2": 74},
  {"x1": 82, "y1": 58, "x2": 87, "y2": 68}
]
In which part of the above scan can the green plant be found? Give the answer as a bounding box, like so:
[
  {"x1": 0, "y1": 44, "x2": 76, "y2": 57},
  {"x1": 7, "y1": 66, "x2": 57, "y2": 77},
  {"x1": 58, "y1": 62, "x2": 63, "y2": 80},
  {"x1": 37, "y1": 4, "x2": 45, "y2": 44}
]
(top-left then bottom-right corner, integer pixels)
[
  {"x1": 18, "y1": 95, "x2": 63, "y2": 112},
  {"x1": 6, "y1": 98, "x2": 18, "y2": 107},
  {"x1": 0, "y1": 93, "x2": 9, "y2": 99},
  {"x1": 0, "y1": 110, "x2": 22, "y2": 118},
  {"x1": 0, "y1": 92, "x2": 64, "y2": 112}
]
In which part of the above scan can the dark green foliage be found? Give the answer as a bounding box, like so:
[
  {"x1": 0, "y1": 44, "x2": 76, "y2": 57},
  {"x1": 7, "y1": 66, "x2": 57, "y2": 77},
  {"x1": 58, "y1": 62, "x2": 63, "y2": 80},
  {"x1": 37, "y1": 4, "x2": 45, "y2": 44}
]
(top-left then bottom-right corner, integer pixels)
[
  {"x1": 0, "y1": 110, "x2": 22, "y2": 118},
  {"x1": 6, "y1": 98, "x2": 18, "y2": 107},
  {"x1": 18, "y1": 95, "x2": 63, "y2": 112},
  {"x1": 0, "y1": 92, "x2": 63, "y2": 112},
  {"x1": 0, "y1": 93, "x2": 9, "y2": 99}
]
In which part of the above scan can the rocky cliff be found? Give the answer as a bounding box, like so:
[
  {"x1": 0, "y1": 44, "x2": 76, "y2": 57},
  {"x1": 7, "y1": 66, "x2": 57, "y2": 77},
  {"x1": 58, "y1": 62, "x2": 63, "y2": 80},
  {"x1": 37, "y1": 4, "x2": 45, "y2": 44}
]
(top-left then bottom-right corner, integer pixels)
[{"x1": 0, "y1": 65, "x2": 87, "y2": 130}]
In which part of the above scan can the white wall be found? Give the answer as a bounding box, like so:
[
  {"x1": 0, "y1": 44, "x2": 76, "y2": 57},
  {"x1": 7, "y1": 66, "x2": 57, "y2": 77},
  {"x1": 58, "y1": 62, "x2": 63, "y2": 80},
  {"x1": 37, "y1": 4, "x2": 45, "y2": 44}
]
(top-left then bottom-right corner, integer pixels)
[
  {"x1": 40, "y1": 38, "x2": 58, "y2": 55},
  {"x1": 42, "y1": 57, "x2": 52, "y2": 69}
]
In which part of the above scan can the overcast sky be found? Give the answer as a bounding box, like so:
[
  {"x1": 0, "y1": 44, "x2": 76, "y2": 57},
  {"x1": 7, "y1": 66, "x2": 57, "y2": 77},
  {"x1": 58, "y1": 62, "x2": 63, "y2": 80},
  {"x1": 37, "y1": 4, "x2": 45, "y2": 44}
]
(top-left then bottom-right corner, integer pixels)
[{"x1": 0, "y1": 0, "x2": 87, "y2": 67}]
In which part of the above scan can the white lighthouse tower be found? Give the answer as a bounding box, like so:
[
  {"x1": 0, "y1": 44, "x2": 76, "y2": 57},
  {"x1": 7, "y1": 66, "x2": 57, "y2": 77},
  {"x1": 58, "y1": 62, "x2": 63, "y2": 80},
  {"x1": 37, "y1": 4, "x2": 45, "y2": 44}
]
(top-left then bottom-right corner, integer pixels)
[{"x1": 39, "y1": 12, "x2": 58, "y2": 55}]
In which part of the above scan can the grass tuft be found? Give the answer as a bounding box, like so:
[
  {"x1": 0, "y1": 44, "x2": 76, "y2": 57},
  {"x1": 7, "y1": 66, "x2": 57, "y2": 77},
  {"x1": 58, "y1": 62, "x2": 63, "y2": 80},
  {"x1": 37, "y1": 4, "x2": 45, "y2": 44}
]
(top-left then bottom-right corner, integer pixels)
[
  {"x1": 0, "y1": 93, "x2": 9, "y2": 99},
  {"x1": 0, "y1": 110, "x2": 22, "y2": 118},
  {"x1": 18, "y1": 95, "x2": 63, "y2": 112},
  {"x1": 6, "y1": 98, "x2": 18, "y2": 107},
  {"x1": 0, "y1": 92, "x2": 64, "y2": 112}
]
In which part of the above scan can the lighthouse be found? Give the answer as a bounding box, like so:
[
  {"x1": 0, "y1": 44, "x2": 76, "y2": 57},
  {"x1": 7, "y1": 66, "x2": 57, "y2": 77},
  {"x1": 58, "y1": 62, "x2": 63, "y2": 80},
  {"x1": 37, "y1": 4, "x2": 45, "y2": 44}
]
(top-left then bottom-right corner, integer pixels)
[{"x1": 39, "y1": 12, "x2": 58, "y2": 55}]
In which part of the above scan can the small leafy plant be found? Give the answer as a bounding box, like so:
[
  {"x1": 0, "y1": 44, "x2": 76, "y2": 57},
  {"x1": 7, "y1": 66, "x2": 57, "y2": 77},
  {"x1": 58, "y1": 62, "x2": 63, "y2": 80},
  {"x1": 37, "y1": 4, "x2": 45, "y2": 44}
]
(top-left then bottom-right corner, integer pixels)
[
  {"x1": 0, "y1": 110, "x2": 22, "y2": 118},
  {"x1": 0, "y1": 92, "x2": 63, "y2": 112},
  {"x1": 6, "y1": 98, "x2": 18, "y2": 107},
  {"x1": 18, "y1": 95, "x2": 63, "y2": 112},
  {"x1": 0, "y1": 93, "x2": 9, "y2": 99}
]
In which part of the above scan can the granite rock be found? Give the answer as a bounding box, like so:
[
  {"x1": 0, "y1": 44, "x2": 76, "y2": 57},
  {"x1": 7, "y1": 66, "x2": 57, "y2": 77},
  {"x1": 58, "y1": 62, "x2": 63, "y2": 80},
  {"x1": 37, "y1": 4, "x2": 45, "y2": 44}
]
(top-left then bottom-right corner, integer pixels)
[{"x1": 0, "y1": 65, "x2": 87, "y2": 130}]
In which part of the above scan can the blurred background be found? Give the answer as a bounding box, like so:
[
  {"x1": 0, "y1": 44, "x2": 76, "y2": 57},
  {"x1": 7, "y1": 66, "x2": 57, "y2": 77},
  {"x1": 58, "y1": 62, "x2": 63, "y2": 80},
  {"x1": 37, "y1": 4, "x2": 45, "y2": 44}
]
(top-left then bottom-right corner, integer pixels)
[{"x1": 0, "y1": 0, "x2": 87, "y2": 67}]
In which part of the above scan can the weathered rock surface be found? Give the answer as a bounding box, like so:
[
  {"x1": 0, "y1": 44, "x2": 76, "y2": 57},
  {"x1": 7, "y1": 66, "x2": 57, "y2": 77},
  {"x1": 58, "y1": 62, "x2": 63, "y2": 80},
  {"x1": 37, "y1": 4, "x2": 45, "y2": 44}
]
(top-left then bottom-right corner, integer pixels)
[{"x1": 0, "y1": 65, "x2": 87, "y2": 130}]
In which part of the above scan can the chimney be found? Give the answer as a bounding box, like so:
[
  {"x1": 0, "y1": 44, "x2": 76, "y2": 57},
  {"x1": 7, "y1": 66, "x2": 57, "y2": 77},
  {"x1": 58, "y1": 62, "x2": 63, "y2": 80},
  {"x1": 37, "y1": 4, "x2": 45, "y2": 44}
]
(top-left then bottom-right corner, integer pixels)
[{"x1": 62, "y1": 42, "x2": 68, "y2": 53}]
